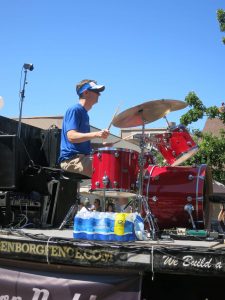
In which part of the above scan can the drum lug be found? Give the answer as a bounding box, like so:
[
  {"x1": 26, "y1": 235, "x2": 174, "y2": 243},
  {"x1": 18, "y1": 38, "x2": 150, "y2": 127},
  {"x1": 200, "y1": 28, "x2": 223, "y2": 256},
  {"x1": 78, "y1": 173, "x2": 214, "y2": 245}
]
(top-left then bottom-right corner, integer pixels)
[
  {"x1": 97, "y1": 152, "x2": 102, "y2": 158},
  {"x1": 188, "y1": 174, "x2": 194, "y2": 181},
  {"x1": 186, "y1": 196, "x2": 192, "y2": 202},
  {"x1": 188, "y1": 174, "x2": 205, "y2": 181},
  {"x1": 95, "y1": 181, "x2": 100, "y2": 187},
  {"x1": 172, "y1": 150, "x2": 176, "y2": 157},
  {"x1": 113, "y1": 181, "x2": 118, "y2": 187},
  {"x1": 187, "y1": 195, "x2": 203, "y2": 202},
  {"x1": 150, "y1": 196, "x2": 158, "y2": 202},
  {"x1": 115, "y1": 152, "x2": 119, "y2": 158},
  {"x1": 102, "y1": 175, "x2": 109, "y2": 187},
  {"x1": 187, "y1": 141, "x2": 192, "y2": 146},
  {"x1": 196, "y1": 196, "x2": 203, "y2": 202}
]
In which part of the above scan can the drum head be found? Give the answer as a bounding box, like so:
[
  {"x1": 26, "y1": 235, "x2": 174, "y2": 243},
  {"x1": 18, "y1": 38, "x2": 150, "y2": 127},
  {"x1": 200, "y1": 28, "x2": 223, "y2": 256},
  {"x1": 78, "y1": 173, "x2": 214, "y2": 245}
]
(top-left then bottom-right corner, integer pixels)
[
  {"x1": 171, "y1": 146, "x2": 199, "y2": 166},
  {"x1": 91, "y1": 190, "x2": 137, "y2": 198}
]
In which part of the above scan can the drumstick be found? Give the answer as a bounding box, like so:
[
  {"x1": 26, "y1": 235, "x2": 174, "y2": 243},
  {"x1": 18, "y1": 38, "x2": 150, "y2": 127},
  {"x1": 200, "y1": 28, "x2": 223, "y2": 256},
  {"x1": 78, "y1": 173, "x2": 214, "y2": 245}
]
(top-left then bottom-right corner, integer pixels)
[
  {"x1": 107, "y1": 106, "x2": 120, "y2": 131},
  {"x1": 122, "y1": 133, "x2": 135, "y2": 140},
  {"x1": 103, "y1": 133, "x2": 135, "y2": 146}
]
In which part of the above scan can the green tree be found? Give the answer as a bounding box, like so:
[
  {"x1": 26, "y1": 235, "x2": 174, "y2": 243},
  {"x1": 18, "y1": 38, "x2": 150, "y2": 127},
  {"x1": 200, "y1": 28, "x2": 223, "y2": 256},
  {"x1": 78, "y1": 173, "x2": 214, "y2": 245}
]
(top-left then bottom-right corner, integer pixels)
[
  {"x1": 182, "y1": 131, "x2": 225, "y2": 184},
  {"x1": 217, "y1": 9, "x2": 225, "y2": 45},
  {"x1": 180, "y1": 91, "x2": 225, "y2": 126},
  {"x1": 178, "y1": 92, "x2": 225, "y2": 183}
]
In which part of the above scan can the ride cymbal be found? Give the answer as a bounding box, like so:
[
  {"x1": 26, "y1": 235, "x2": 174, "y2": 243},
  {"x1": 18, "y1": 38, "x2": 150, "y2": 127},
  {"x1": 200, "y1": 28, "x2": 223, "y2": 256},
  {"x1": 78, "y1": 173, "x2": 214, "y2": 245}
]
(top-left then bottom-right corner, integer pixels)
[{"x1": 112, "y1": 99, "x2": 188, "y2": 128}]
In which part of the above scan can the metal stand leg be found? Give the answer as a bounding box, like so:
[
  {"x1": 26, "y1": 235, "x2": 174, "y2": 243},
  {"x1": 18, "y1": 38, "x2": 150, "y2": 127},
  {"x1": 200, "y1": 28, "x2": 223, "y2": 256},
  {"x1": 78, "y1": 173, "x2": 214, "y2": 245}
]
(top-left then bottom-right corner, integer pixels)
[
  {"x1": 58, "y1": 196, "x2": 80, "y2": 230},
  {"x1": 138, "y1": 194, "x2": 159, "y2": 240}
]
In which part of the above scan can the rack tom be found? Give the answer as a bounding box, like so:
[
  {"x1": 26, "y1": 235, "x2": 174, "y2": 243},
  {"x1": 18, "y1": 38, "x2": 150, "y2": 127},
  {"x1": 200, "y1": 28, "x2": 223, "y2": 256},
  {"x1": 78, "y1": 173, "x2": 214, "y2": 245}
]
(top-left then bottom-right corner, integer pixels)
[{"x1": 155, "y1": 124, "x2": 198, "y2": 166}]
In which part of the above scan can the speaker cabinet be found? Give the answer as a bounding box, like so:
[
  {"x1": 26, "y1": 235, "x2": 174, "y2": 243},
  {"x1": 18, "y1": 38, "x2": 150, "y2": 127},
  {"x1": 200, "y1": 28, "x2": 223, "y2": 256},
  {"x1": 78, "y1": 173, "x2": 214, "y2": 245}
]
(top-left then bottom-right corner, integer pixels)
[
  {"x1": 0, "y1": 135, "x2": 28, "y2": 190},
  {"x1": 40, "y1": 127, "x2": 61, "y2": 168},
  {"x1": 52, "y1": 178, "x2": 78, "y2": 227}
]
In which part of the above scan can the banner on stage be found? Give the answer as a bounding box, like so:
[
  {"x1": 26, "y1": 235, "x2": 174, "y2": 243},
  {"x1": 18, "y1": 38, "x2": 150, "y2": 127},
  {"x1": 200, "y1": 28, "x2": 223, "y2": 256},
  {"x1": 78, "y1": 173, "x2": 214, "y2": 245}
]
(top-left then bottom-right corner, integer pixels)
[{"x1": 0, "y1": 266, "x2": 141, "y2": 300}]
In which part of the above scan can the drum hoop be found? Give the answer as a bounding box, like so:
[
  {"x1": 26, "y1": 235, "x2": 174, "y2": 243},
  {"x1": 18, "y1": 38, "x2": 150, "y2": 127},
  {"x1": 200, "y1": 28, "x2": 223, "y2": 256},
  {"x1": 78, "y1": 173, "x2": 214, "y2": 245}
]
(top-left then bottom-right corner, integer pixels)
[
  {"x1": 171, "y1": 146, "x2": 199, "y2": 166},
  {"x1": 91, "y1": 188, "x2": 137, "y2": 193},
  {"x1": 195, "y1": 164, "x2": 207, "y2": 220},
  {"x1": 94, "y1": 147, "x2": 138, "y2": 153},
  {"x1": 169, "y1": 124, "x2": 186, "y2": 131}
]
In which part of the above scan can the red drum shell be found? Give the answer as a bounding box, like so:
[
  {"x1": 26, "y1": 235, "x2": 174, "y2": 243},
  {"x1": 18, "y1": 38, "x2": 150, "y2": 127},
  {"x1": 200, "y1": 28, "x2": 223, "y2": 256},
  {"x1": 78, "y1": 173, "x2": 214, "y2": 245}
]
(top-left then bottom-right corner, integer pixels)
[
  {"x1": 143, "y1": 152, "x2": 156, "y2": 168},
  {"x1": 143, "y1": 164, "x2": 212, "y2": 229},
  {"x1": 155, "y1": 125, "x2": 198, "y2": 166},
  {"x1": 91, "y1": 148, "x2": 139, "y2": 197}
]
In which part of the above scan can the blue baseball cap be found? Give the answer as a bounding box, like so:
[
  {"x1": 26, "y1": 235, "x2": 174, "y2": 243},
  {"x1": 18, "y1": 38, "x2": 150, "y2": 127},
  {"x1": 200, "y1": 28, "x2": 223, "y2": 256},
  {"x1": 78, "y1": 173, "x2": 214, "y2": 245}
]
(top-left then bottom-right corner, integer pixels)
[{"x1": 77, "y1": 81, "x2": 105, "y2": 96}]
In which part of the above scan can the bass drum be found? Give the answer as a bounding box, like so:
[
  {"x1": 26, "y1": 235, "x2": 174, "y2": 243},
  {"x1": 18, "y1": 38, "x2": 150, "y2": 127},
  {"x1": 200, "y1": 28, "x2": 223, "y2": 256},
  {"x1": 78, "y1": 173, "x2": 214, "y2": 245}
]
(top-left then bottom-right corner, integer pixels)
[{"x1": 143, "y1": 164, "x2": 213, "y2": 230}]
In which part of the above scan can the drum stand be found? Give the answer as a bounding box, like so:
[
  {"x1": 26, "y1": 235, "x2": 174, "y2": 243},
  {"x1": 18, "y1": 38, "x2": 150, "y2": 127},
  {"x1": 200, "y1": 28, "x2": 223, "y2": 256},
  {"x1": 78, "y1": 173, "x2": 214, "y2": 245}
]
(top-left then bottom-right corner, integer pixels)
[{"x1": 136, "y1": 120, "x2": 159, "y2": 240}]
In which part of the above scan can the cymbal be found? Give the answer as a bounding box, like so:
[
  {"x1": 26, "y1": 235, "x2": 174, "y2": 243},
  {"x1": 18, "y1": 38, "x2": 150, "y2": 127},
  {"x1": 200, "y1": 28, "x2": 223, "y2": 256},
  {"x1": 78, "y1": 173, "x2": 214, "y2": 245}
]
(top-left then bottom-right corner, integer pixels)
[{"x1": 112, "y1": 99, "x2": 188, "y2": 128}]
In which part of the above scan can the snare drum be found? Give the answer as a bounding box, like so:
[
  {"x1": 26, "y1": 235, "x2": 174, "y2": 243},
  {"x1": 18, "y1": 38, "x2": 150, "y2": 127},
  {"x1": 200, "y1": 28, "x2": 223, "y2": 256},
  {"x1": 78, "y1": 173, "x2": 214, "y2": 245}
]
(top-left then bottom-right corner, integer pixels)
[
  {"x1": 155, "y1": 124, "x2": 198, "y2": 166},
  {"x1": 91, "y1": 148, "x2": 139, "y2": 197},
  {"x1": 143, "y1": 164, "x2": 212, "y2": 229}
]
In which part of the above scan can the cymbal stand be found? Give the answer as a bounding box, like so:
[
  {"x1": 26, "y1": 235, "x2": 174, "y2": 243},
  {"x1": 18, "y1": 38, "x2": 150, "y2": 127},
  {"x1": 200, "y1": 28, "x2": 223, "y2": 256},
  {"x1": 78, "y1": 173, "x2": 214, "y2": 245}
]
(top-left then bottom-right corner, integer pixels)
[
  {"x1": 136, "y1": 118, "x2": 158, "y2": 240},
  {"x1": 139, "y1": 194, "x2": 159, "y2": 240},
  {"x1": 163, "y1": 115, "x2": 174, "y2": 129}
]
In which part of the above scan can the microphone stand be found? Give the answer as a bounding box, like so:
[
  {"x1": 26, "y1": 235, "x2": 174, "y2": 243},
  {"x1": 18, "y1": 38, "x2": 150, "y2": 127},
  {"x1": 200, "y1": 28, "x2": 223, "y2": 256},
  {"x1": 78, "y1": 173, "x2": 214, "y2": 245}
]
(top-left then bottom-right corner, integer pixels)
[{"x1": 17, "y1": 68, "x2": 29, "y2": 138}]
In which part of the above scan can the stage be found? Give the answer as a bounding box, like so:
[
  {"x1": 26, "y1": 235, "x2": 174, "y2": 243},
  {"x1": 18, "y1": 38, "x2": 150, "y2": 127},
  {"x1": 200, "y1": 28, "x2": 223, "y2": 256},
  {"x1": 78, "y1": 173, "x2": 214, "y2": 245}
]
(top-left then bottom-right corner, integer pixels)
[
  {"x1": 0, "y1": 115, "x2": 225, "y2": 299},
  {"x1": 0, "y1": 228, "x2": 224, "y2": 277}
]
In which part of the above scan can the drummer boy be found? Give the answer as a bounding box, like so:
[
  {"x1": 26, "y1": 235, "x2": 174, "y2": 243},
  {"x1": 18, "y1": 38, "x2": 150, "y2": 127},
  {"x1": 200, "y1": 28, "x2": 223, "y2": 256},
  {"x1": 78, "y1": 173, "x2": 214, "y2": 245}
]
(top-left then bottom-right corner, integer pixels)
[{"x1": 59, "y1": 79, "x2": 110, "y2": 177}]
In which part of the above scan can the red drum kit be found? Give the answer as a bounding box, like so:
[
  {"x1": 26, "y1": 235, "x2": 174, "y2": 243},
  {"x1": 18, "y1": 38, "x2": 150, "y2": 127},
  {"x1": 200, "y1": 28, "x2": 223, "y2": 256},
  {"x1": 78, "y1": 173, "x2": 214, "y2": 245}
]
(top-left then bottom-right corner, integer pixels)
[{"x1": 91, "y1": 99, "x2": 213, "y2": 235}]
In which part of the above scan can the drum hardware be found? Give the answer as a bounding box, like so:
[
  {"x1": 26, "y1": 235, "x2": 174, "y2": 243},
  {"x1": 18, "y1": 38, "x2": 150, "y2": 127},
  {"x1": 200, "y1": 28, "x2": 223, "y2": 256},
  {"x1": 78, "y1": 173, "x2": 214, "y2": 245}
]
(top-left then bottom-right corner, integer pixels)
[
  {"x1": 196, "y1": 196, "x2": 204, "y2": 201},
  {"x1": 113, "y1": 181, "x2": 118, "y2": 187},
  {"x1": 186, "y1": 196, "x2": 204, "y2": 203},
  {"x1": 141, "y1": 195, "x2": 159, "y2": 240},
  {"x1": 184, "y1": 204, "x2": 196, "y2": 229},
  {"x1": 115, "y1": 151, "x2": 119, "y2": 158},
  {"x1": 149, "y1": 196, "x2": 158, "y2": 202},
  {"x1": 135, "y1": 121, "x2": 159, "y2": 240},
  {"x1": 186, "y1": 196, "x2": 193, "y2": 202},
  {"x1": 102, "y1": 174, "x2": 109, "y2": 187},
  {"x1": 188, "y1": 174, "x2": 205, "y2": 181}
]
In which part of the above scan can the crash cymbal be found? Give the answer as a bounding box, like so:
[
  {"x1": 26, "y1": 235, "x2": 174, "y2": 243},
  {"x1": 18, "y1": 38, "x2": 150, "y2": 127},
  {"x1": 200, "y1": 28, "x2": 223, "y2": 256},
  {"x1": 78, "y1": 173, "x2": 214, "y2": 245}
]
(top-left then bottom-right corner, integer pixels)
[{"x1": 112, "y1": 99, "x2": 187, "y2": 128}]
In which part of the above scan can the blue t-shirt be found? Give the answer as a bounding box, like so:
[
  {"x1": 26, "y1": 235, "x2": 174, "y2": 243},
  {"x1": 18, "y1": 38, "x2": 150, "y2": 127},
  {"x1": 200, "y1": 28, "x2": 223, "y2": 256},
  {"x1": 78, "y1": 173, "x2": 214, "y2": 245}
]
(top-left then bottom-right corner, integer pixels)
[{"x1": 59, "y1": 103, "x2": 91, "y2": 162}]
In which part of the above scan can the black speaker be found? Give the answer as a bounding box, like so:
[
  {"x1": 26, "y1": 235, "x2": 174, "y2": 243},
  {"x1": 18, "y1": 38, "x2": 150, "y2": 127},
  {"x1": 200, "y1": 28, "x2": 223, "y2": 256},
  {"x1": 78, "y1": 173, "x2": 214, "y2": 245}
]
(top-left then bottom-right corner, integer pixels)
[
  {"x1": 52, "y1": 178, "x2": 78, "y2": 227},
  {"x1": 40, "y1": 127, "x2": 61, "y2": 168},
  {"x1": 0, "y1": 135, "x2": 29, "y2": 190}
]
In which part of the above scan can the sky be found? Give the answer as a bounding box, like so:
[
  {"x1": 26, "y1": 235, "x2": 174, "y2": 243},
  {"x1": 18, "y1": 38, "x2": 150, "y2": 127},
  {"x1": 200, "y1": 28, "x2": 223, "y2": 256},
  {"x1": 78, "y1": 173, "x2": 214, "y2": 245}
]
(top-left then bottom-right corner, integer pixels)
[{"x1": 1, "y1": 0, "x2": 225, "y2": 137}]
